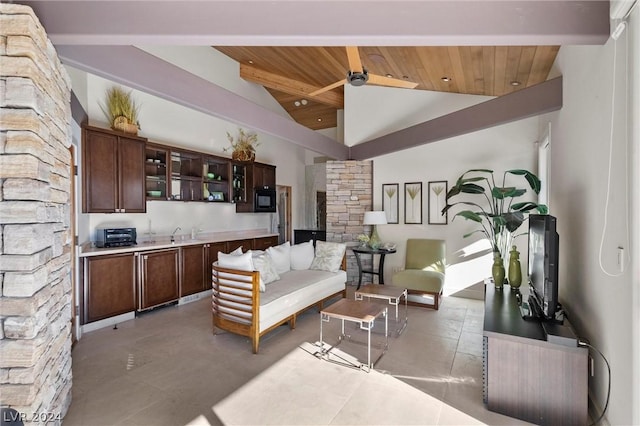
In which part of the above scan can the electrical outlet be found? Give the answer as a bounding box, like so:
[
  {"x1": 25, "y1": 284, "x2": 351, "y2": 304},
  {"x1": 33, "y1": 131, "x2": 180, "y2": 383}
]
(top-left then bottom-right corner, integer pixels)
[{"x1": 590, "y1": 355, "x2": 595, "y2": 377}]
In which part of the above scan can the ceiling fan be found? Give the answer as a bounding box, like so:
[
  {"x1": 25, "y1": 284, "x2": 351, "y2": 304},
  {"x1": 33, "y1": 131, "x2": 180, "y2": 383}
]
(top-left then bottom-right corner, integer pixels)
[{"x1": 308, "y1": 46, "x2": 418, "y2": 97}]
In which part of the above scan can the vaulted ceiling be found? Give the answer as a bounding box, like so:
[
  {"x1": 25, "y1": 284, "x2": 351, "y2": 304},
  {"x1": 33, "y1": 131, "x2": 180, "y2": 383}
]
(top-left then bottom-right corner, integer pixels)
[
  {"x1": 215, "y1": 46, "x2": 560, "y2": 130},
  {"x1": 19, "y1": 0, "x2": 610, "y2": 159}
]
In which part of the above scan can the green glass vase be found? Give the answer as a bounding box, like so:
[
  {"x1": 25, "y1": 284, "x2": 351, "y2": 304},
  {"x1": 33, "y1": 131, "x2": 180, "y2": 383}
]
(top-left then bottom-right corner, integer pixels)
[
  {"x1": 508, "y1": 245, "x2": 522, "y2": 291},
  {"x1": 492, "y1": 252, "x2": 505, "y2": 290}
]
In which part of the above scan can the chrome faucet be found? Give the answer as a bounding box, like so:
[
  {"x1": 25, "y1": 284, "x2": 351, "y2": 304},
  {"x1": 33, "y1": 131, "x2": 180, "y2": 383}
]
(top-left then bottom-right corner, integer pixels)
[{"x1": 170, "y1": 227, "x2": 181, "y2": 243}]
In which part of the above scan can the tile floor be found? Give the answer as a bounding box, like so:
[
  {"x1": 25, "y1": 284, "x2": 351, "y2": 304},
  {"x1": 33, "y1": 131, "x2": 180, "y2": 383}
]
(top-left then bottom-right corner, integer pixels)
[{"x1": 64, "y1": 288, "x2": 534, "y2": 425}]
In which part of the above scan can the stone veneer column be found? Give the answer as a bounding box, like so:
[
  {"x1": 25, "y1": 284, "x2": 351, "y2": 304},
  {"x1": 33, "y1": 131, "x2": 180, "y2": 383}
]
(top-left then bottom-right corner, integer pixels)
[
  {"x1": 0, "y1": 4, "x2": 73, "y2": 421},
  {"x1": 325, "y1": 160, "x2": 373, "y2": 285}
]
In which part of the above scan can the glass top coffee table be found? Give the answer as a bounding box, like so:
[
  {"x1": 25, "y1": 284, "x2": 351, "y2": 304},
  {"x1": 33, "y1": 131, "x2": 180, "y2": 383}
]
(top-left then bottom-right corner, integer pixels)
[
  {"x1": 355, "y1": 284, "x2": 408, "y2": 336},
  {"x1": 317, "y1": 298, "x2": 388, "y2": 372}
]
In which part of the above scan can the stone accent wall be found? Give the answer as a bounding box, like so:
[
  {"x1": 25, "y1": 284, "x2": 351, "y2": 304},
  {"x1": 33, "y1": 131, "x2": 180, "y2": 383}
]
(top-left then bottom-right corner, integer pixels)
[
  {"x1": 0, "y1": 4, "x2": 73, "y2": 422},
  {"x1": 325, "y1": 160, "x2": 372, "y2": 285}
]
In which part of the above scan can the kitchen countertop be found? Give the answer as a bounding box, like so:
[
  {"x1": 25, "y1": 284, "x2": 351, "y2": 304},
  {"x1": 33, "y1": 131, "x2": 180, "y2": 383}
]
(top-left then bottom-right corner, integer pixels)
[{"x1": 79, "y1": 229, "x2": 279, "y2": 257}]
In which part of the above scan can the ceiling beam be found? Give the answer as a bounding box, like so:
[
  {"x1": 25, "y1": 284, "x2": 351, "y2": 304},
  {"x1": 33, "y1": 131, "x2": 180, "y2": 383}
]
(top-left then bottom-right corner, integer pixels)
[
  {"x1": 56, "y1": 45, "x2": 350, "y2": 160},
  {"x1": 349, "y1": 77, "x2": 563, "y2": 160},
  {"x1": 239, "y1": 64, "x2": 344, "y2": 109},
  {"x1": 22, "y1": 1, "x2": 610, "y2": 46}
]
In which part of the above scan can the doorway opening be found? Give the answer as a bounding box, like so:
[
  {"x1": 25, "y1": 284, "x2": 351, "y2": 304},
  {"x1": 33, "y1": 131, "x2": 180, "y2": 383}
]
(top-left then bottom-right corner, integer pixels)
[
  {"x1": 276, "y1": 185, "x2": 292, "y2": 244},
  {"x1": 316, "y1": 191, "x2": 326, "y2": 230}
]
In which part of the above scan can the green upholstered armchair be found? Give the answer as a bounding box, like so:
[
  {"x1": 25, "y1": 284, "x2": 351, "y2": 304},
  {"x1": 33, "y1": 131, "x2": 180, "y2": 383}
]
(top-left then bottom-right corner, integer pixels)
[{"x1": 390, "y1": 239, "x2": 446, "y2": 310}]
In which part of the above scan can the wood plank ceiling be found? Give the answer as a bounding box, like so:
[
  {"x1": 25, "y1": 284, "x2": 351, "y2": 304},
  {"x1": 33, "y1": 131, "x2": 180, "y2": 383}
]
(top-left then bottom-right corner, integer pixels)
[{"x1": 215, "y1": 46, "x2": 560, "y2": 130}]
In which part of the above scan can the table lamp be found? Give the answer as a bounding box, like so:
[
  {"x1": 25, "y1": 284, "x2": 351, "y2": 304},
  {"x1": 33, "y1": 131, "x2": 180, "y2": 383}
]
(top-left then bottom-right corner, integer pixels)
[{"x1": 363, "y1": 211, "x2": 387, "y2": 249}]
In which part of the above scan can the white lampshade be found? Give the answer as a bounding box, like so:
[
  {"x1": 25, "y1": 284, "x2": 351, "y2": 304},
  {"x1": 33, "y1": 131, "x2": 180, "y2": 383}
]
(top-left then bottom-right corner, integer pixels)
[{"x1": 363, "y1": 211, "x2": 387, "y2": 225}]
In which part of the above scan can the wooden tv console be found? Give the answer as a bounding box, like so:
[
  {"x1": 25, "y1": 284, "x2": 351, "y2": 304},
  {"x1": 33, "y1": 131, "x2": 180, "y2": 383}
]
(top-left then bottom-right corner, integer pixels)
[{"x1": 483, "y1": 283, "x2": 588, "y2": 425}]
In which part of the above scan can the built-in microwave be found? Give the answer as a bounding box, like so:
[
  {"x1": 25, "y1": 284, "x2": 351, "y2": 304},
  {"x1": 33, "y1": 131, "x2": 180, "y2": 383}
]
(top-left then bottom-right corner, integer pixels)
[{"x1": 255, "y1": 188, "x2": 276, "y2": 213}]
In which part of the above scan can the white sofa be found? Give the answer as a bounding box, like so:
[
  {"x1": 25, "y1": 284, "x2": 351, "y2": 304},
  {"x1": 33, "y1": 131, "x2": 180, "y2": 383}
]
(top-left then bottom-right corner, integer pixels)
[{"x1": 211, "y1": 241, "x2": 347, "y2": 353}]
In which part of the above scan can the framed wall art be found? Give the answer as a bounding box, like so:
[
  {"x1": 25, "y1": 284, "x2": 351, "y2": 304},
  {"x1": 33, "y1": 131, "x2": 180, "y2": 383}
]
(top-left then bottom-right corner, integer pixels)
[
  {"x1": 404, "y1": 182, "x2": 422, "y2": 224},
  {"x1": 428, "y1": 181, "x2": 448, "y2": 224},
  {"x1": 382, "y1": 183, "x2": 399, "y2": 224}
]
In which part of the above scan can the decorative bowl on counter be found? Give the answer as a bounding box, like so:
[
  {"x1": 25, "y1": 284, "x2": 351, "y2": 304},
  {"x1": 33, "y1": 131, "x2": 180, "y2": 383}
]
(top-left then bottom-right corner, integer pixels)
[{"x1": 147, "y1": 190, "x2": 162, "y2": 197}]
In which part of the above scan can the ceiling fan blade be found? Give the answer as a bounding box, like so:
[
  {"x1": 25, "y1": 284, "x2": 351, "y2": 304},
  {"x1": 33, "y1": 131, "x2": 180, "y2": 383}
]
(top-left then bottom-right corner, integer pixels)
[
  {"x1": 309, "y1": 79, "x2": 347, "y2": 97},
  {"x1": 368, "y1": 73, "x2": 419, "y2": 89},
  {"x1": 345, "y1": 46, "x2": 363, "y2": 73}
]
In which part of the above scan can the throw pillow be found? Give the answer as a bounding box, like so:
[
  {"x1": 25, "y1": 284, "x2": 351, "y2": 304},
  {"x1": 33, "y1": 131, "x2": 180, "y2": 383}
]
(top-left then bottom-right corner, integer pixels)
[
  {"x1": 217, "y1": 251, "x2": 254, "y2": 271},
  {"x1": 266, "y1": 241, "x2": 291, "y2": 275},
  {"x1": 252, "y1": 254, "x2": 280, "y2": 290},
  {"x1": 229, "y1": 246, "x2": 243, "y2": 255},
  {"x1": 310, "y1": 241, "x2": 346, "y2": 273},
  {"x1": 290, "y1": 241, "x2": 315, "y2": 270}
]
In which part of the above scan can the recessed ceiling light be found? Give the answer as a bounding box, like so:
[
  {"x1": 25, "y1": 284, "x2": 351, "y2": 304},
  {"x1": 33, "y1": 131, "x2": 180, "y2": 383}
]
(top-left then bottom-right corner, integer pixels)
[
  {"x1": 301, "y1": 99, "x2": 308, "y2": 105},
  {"x1": 441, "y1": 76, "x2": 452, "y2": 82},
  {"x1": 510, "y1": 80, "x2": 521, "y2": 86},
  {"x1": 385, "y1": 73, "x2": 393, "y2": 78},
  {"x1": 248, "y1": 60, "x2": 254, "y2": 64},
  {"x1": 317, "y1": 118, "x2": 322, "y2": 122},
  {"x1": 294, "y1": 101, "x2": 301, "y2": 107}
]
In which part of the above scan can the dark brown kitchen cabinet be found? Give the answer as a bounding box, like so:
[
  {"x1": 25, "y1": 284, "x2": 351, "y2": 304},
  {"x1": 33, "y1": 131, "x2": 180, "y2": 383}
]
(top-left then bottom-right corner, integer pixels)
[
  {"x1": 253, "y1": 236, "x2": 279, "y2": 250},
  {"x1": 145, "y1": 143, "x2": 169, "y2": 200},
  {"x1": 226, "y1": 239, "x2": 254, "y2": 253},
  {"x1": 235, "y1": 162, "x2": 276, "y2": 213},
  {"x1": 82, "y1": 125, "x2": 147, "y2": 213},
  {"x1": 138, "y1": 248, "x2": 180, "y2": 310},
  {"x1": 203, "y1": 156, "x2": 230, "y2": 202},
  {"x1": 170, "y1": 149, "x2": 203, "y2": 201},
  {"x1": 82, "y1": 253, "x2": 136, "y2": 324},
  {"x1": 252, "y1": 163, "x2": 276, "y2": 189},
  {"x1": 181, "y1": 244, "x2": 206, "y2": 296},
  {"x1": 181, "y1": 242, "x2": 227, "y2": 296},
  {"x1": 205, "y1": 242, "x2": 226, "y2": 287}
]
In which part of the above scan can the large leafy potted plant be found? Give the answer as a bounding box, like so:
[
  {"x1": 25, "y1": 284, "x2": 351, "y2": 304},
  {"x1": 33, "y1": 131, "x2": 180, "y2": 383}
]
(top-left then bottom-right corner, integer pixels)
[{"x1": 441, "y1": 168, "x2": 548, "y2": 286}]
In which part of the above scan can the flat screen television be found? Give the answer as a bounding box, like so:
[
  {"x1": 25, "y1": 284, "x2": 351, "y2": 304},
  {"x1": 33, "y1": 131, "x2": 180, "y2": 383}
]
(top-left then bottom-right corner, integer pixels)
[{"x1": 527, "y1": 214, "x2": 560, "y2": 321}]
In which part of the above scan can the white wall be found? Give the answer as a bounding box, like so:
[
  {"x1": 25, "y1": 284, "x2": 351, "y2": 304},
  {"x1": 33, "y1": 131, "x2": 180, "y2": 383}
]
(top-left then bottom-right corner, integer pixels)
[
  {"x1": 545, "y1": 10, "x2": 638, "y2": 424},
  {"x1": 345, "y1": 84, "x2": 539, "y2": 294}
]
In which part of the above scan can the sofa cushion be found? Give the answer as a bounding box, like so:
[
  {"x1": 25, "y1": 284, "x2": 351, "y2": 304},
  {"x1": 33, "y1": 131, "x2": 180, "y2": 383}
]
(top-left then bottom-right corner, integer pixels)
[
  {"x1": 310, "y1": 241, "x2": 346, "y2": 272},
  {"x1": 266, "y1": 241, "x2": 291, "y2": 275},
  {"x1": 391, "y1": 269, "x2": 445, "y2": 293},
  {"x1": 259, "y1": 269, "x2": 347, "y2": 331},
  {"x1": 290, "y1": 241, "x2": 315, "y2": 270}
]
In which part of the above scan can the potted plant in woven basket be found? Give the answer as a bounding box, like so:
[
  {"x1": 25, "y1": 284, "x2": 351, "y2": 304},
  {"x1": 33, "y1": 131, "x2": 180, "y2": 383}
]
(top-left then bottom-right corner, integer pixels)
[
  {"x1": 224, "y1": 128, "x2": 259, "y2": 162},
  {"x1": 101, "y1": 86, "x2": 140, "y2": 135}
]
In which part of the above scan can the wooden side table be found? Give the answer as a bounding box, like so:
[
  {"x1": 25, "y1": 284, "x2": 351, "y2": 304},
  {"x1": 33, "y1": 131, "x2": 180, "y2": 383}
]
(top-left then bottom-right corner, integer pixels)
[
  {"x1": 318, "y1": 299, "x2": 388, "y2": 372},
  {"x1": 352, "y1": 247, "x2": 397, "y2": 290}
]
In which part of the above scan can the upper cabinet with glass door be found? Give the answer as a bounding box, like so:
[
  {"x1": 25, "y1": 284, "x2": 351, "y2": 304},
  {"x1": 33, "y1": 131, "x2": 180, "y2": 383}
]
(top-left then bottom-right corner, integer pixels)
[
  {"x1": 203, "y1": 155, "x2": 230, "y2": 202},
  {"x1": 231, "y1": 163, "x2": 247, "y2": 204},
  {"x1": 170, "y1": 150, "x2": 203, "y2": 201},
  {"x1": 145, "y1": 144, "x2": 169, "y2": 200}
]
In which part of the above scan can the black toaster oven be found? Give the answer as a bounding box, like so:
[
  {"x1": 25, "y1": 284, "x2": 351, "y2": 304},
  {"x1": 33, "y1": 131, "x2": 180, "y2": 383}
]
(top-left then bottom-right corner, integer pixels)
[{"x1": 95, "y1": 227, "x2": 137, "y2": 248}]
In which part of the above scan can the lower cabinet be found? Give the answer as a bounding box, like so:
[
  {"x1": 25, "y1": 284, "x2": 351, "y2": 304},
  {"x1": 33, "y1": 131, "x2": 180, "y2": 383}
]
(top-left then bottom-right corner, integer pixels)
[
  {"x1": 138, "y1": 248, "x2": 180, "y2": 310},
  {"x1": 181, "y1": 244, "x2": 206, "y2": 297},
  {"x1": 82, "y1": 253, "x2": 136, "y2": 324},
  {"x1": 253, "y1": 236, "x2": 279, "y2": 250},
  {"x1": 81, "y1": 236, "x2": 279, "y2": 324},
  {"x1": 227, "y1": 239, "x2": 254, "y2": 253},
  {"x1": 181, "y1": 242, "x2": 227, "y2": 296}
]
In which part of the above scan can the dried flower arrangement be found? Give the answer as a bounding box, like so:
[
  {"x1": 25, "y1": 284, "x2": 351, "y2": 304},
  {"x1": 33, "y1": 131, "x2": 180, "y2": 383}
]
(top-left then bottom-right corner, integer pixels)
[
  {"x1": 100, "y1": 86, "x2": 140, "y2": 135},
  {"x1": 224, "y1": 128, "x2": 260, "y2": 162}
]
